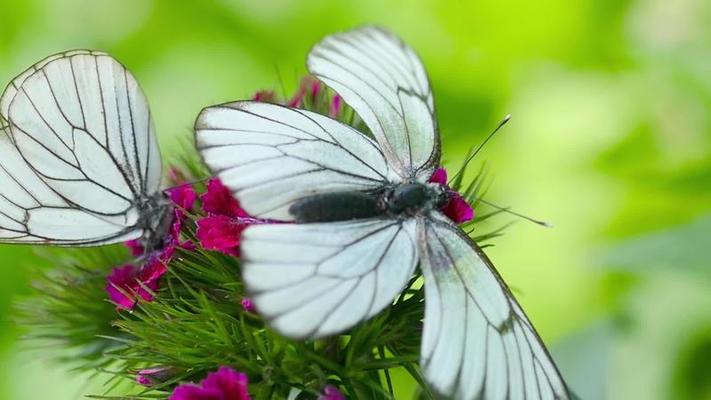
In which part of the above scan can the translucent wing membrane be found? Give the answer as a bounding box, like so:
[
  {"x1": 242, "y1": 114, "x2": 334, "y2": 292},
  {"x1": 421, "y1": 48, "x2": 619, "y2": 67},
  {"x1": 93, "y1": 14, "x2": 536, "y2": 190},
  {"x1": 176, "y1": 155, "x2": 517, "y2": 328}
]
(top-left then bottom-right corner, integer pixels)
[
  {"x1": 418, "y1": 213, "x2": 569, "y2": 400},
  {"x1": 308, "y1": 26, "x2": 439, "y2": 180},
  {"x1": 195, "y1": 101, "x2": 396, "y2": 221},
  {"x1": 0, "y1": 50, "x2": 102, "y2": 118},
  {"x1": 241, "y1": 218, "x2": 418, "y2": 339},
  {"x1": 0, "y1": 51, "x2": 162, "y2": 244}
]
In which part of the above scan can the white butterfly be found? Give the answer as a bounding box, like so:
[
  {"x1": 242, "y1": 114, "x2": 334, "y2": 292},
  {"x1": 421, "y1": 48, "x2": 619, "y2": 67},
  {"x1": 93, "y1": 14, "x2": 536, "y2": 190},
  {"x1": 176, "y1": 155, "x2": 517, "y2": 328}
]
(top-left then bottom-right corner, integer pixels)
[
  {"x1": 0, "y1": 51, "x2": 169, "y2": 248},
  {"x1": 195, "y1": 27, "x2": 570, "y2": 399}
]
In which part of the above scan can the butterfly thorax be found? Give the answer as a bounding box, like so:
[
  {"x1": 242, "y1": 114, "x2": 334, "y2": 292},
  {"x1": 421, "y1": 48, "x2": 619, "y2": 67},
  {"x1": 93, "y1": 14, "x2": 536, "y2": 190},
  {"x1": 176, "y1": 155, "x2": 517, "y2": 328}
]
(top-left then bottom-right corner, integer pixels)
[
  {"x1": 289, "y1": 182, "x2": 448, "y2": 223},
  {"x1": 382, "y1": 183, "x2": 447, "y2": 215},
  {"x1": 135, "y1": 193, "x2": 173, "y2": 252}
]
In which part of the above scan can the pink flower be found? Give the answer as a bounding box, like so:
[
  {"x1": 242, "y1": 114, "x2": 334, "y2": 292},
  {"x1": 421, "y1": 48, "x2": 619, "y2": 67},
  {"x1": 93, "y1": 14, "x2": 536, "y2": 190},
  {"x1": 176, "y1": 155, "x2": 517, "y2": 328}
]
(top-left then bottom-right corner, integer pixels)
[
  {"x1": 136, "y1": 367, "x2": 174, "y2": 387},
  {"x1": 441, "y1": 193, "x2": 474, "y2": 223},
  {"x1": 309, "y1": 79, "x2": 322, "y2": 99},
  {"x1": 106, "y1": 260, "x2": 167, "y2": 310},
  {"x1": 125, "y1": 239, "x2": 144, "y2": 257},
  {"x1": 163, "y1": 183, "x2": 197, "y2": 250},
  {"x1": 196, "y1": 216, "x2": 245, "y2": 256},
  {"x1": 288, "y1": 76, "x2": 320, "y2": 108},
  {"x1": 429, "y1": 167, "x2": 474, "y2": 224},
  {"x1": 329, "y1": 95, "x2": 342, "y2": 118},
  {"x1": 170, "y1": 385, "x2": 223, "y2": 400},
  {"x1": 318, "y1": 385, "x2": 346, "y2": 400},
  {"x1": 170, "y1": 367, "x2": 250, "y2": 400},
  {"x1": 196, "y1": 179, "x2": 261, "y2": 256},
  {"x1": 241, "y1": 298, "x2": 255, "y2": 313},
  {"x1": 429, "y1": 167, "x2": 448, "y2": 185},
  {"x1": 288, "y1": 86, "x2": 306, "y2": 107},
  {"x1": 168, "y1": 183, "x2": 198, "y2": 212},
  {"x1": 201, "y1": 179, "x2": 246, "y2": 218}
]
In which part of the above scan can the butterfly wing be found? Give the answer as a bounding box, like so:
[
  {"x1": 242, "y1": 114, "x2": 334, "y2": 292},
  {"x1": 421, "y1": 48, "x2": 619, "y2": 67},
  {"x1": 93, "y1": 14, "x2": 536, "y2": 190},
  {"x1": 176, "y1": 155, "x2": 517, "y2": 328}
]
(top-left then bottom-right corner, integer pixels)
[
  {"x1": 307, "y1": 26, "x2": 439, "y2": 180},
  {"x1": 0, "y1": 51, "x2": 162, "y2": 244},
  {"x1": 418, "y1": 213, "x2": 570, "y2": 400},
  {"x1": 195, "y1": 101, "x2": 396, "y2": 221},
  {"x1": 241, "y1": 218, "x2": 418, "y2": 339}
]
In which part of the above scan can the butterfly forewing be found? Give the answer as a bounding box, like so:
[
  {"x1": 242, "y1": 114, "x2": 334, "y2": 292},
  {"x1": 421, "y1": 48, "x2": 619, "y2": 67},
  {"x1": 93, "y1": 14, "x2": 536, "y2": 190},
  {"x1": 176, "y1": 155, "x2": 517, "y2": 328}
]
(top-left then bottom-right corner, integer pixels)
[
  {"x1": 195, "y1": 101, "x2": 397, "y2": 221},
  {"x1": 0, "y1": 51, "x2": 162, "y2": 245},
  {"x1": 307, "y1": 26, "x2": 439, "y2": 180},
  {"x1": 419, "y1": 213, "x2": 570, "y2": 400},
  {"x1": 241, "y1": 218, "x2": 418, "y2": 339}
]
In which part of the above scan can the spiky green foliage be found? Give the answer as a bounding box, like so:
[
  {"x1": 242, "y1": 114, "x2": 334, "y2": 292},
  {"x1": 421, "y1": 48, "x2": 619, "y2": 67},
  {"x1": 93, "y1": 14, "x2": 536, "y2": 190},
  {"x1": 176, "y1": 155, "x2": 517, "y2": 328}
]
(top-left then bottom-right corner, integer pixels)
[{"x1": 15, "y1": 77, "x2": 510, "y2": 399}]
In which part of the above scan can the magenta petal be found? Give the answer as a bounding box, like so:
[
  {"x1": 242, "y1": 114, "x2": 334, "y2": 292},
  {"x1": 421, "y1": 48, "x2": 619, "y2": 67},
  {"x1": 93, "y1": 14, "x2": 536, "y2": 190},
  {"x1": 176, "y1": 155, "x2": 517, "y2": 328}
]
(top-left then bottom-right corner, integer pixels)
[
  {"x1": 196, "y1": 216, "x2": 245, "y2": 256},
  {"x1": 329, "y1": 95, "x2": 342, "y2": 118},
  {"x1": 287, "y1": 87, "x2": 306, "y2": 107},
  {"x1": 429, "y1": 167, "x2": 448, "y2": 185},
  {"x1": 442, "y1": 193, "x2": 474, "y2": 223},
  {"x1": 138, "y1": 257, "x2": 168, "y2": 288},
  {"x1": 106, "y1": 257, "x2": 169, "y2": 310},
  {"x1": 169, "y1": 211, "x2": 185, "y2": 245},
  {"x1": 310, "y1": 80, "x2": 322, "y2": 99},
  {"x1": 136, "y1": 374, "x2": 153, "y2": 387},
  {"x1": 180, "y1": 240, "x2": 196, "y2": 251},
  {"x1": 202, "y1": 367, "x2": 250, "y2": 400},
  {"x1": 105, "y1": 264, "x2": 139, "y2": 310},
  {"x1": 167, "y1": 184, "x2": 197, "y2": 211},
  {"x1": 241, "y1": 298, "x2": 255, "y2": 313},
  {"x1": 319, "y1": 385, "x2": 346, "y2": 400},
  {"x1": 136, "y1": 367, "x2": 172, "y2": 387},
  {"x1": 201, "y1": 179, "x2": 247, "y2": 218},
  {"x1": 125, "y1": 239, "x2": 145, "y2": 256},
  {"x1": 169, "y1": 384, "x2": 223, "y2": 400}
]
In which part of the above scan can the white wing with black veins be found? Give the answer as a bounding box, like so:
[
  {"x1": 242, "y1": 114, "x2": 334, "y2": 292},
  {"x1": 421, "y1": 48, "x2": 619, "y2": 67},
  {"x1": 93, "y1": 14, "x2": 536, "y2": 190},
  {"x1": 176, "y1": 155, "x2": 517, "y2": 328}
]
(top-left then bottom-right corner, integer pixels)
[
  {"x1": 308, "y1": 26, "x2": 439, "y2": 180},
  {"x1": 418, "y1": 213, "x2": 570, "y2": 400},
  {"x1": 196, "y1": 101, "x2": 397, "y2": 221},
  {"x1": 241, "y1": 218, "x2": 418, "y2": 339},
  {"x1": 0, "y1": 51, "x2": 162, "y2": 244}
]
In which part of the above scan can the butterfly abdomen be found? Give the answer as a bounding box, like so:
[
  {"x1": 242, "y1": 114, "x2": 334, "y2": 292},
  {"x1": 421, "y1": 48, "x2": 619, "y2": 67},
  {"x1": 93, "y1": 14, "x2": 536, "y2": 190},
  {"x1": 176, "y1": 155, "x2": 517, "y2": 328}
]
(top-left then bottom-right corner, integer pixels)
[
  {"x1": 289, "y1": 192, "x2": 383, "y2": 223},
  {"x1": 289, "y1": 183, "x2": 449, "y2": 223}
]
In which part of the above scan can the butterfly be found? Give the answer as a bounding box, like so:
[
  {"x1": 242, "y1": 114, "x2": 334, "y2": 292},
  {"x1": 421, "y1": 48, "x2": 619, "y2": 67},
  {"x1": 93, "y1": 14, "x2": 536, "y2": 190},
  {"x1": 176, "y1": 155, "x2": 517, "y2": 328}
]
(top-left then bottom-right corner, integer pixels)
[
  {"x1": 0, "y1": 51, "x2": 170, "y2": 250},
  {"x1": 195, "y1": 26, "x2": 570, "y2": 399}
]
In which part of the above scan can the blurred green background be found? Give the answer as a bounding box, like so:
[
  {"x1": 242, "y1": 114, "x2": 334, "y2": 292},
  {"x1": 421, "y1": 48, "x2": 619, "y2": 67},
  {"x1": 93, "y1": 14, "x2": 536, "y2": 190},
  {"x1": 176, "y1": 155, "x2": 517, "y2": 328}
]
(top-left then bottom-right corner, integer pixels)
[{"x1": 0, "y1": 0, "x2": 709, "y2": 399}]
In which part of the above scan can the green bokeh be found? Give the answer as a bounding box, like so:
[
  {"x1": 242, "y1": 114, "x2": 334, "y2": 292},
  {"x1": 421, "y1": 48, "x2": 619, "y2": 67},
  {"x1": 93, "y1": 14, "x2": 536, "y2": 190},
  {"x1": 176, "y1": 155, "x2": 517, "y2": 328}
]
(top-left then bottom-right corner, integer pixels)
[{"x1": 0, "y1": 0, "x2": 709, "y2": 399}]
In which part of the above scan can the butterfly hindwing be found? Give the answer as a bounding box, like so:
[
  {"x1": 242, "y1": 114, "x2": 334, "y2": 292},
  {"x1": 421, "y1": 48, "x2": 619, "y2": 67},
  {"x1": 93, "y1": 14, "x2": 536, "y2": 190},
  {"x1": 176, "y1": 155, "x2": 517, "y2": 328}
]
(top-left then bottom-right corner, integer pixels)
[
  {"x1": 241, "y1": 218, "x2": 418, "y2": 339},
  {"x1": 0, "y1": 52, "x2": 162, "y2": 245},
  {"x1": 418, "y1": 213, "x2": 570, "y2": 400},
  {"x1": 307, "y1": 26, "x2": 439, "y2": 180},
  {"x1": 195, "y1": 101, "x2": 396, "y2": 221}
]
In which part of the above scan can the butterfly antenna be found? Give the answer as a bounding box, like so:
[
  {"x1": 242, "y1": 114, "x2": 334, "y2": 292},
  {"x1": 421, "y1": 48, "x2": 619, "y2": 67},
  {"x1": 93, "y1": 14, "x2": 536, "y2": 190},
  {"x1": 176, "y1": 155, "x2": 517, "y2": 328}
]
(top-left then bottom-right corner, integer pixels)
[
  {"x1": 448, "y1": 114, "x2": 511, "y2": 186},
  {"x1": 477, "y1": 198, "x2": 553, "y2": 228}
]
